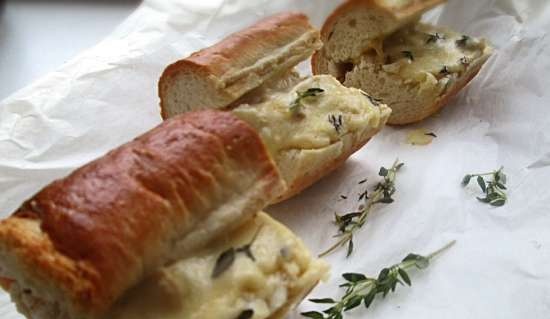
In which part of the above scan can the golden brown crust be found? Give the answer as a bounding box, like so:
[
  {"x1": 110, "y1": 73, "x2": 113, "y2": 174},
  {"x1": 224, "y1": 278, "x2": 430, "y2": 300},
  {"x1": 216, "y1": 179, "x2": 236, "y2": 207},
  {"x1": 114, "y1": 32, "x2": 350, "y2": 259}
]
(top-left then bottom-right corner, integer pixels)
[
  {"x1": 387, "y1": 63, "x2": 483, "y2": 125},
  {"x1": 273, "y1": 125, "x2": 383, "y2": 203},
  {"x1": 0, "y1": 110, "x2": 285, "y2": 318},
  {"x1": 159, "y1": 12, "x2": 321, "y2": 119}
]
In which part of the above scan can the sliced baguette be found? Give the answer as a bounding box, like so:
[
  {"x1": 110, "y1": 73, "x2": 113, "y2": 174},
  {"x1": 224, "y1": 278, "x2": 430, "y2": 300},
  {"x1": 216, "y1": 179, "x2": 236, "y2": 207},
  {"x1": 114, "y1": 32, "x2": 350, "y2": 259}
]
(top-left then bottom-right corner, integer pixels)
[
  {"x1": 312, "y1": 0, "x2": 493, "y2": 125},
  {"x1": 159, "y1": 13, "x2": 391, "y2": 202},
  {"x1": 159, "y1": 12, "x2": 322, "y2": 118}
]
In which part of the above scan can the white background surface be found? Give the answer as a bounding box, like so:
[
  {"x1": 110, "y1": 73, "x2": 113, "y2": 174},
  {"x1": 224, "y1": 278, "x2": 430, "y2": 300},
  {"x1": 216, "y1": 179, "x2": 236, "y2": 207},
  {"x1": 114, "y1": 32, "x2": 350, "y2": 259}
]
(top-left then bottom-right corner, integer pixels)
[
  {"x1": 1, "y1": 0, "x2": 550, "y2": 318},
  {"x1": 0, "y1": 1, "x2": 139, "y2": 100}
]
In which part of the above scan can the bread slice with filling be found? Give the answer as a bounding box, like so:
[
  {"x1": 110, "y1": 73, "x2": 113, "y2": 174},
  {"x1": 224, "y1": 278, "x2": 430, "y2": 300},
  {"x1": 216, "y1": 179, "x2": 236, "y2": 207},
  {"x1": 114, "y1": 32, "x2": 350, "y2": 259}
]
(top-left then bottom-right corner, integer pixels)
[
  {"x1": 159, "y1": 12, "x2": 391, "y2": 202},
  {"x1": 312, "y1": 0, "x2": 492, "y2": 125}
]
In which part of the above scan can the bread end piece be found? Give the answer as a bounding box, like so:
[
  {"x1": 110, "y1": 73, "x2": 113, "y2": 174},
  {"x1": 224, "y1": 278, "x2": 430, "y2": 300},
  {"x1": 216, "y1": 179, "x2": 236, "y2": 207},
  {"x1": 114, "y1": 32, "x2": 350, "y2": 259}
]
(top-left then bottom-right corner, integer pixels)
[{"x1": 159, "y1": 12, "x2": 322, "y2": 119}]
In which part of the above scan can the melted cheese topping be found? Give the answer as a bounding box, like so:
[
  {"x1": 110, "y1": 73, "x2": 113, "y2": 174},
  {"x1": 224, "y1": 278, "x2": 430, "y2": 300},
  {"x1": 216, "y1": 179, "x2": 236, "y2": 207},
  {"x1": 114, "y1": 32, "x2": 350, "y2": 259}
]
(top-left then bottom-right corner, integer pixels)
[
  {"x1": 232, "y1": 75, "x2": 391, "y2": 153},
  {"x1": 379, "y1": 23, "x2": 488, "y2": 82},
  {"x1": 109, "y1": 213, "x2": 328, "y2": 319}
]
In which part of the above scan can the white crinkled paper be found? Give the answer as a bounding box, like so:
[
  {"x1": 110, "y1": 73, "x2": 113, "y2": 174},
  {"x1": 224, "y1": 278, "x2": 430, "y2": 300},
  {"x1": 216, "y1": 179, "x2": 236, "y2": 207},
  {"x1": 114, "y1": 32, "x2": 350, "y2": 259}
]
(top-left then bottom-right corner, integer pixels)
[{"x1": 1, "y1": 0, "x2": 550, "y2": 318}]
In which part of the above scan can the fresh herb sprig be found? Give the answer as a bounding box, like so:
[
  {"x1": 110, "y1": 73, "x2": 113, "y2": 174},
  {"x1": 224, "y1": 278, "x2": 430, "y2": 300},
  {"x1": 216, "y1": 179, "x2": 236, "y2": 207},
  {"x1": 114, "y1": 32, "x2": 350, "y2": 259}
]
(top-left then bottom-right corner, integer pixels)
[
  {"x1": 462, "y1": 167, "x2": 508, "y2": 206},
  {"x1": 302, "y1": 241, "x2": 456, "y2": 319},
  {"x1": 319, "y1": 159, "x2": 404, "y2": 258},
  {"x1": 290, "y1": 88, "x2": 325, "y2": 116},
  {"x1": 211, "y1": 227, "x2": 262, "y2": 278}
]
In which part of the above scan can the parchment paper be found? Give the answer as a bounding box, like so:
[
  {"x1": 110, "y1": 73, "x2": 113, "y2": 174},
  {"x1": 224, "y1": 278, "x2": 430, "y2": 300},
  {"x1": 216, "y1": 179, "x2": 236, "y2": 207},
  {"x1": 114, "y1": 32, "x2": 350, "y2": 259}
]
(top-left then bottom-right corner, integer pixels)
[{"x1": 1, "y1": 0, "x2": 550, "y2": 318}]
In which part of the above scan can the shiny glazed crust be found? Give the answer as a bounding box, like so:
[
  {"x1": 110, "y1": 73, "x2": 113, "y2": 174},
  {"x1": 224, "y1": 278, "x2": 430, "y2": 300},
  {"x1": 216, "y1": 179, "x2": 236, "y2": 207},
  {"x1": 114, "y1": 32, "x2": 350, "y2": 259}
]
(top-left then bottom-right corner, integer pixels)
[{"x1": 0, "y1": 111, "x2": 285, "y2": 319}]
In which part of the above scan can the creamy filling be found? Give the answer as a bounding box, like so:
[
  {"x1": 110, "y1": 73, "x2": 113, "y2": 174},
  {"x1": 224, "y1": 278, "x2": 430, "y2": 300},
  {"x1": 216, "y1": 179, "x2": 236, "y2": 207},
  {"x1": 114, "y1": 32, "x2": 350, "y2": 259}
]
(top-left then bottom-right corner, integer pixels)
[
  {"x1": 358, "y1": 22, "x2": 488, "y2": 86},
  {"x1": 108, "y1": 212, "x2": 328, "y2": 319},
  {"x1": 232, "y1": 74, "x2": 391, "y2": 154}
]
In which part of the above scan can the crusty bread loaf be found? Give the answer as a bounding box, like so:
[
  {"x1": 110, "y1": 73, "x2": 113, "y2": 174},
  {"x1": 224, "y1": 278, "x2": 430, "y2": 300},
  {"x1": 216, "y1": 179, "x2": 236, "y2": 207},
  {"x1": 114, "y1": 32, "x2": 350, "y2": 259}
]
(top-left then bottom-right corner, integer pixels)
[
  {"x1": 159, "y1": 12, "x2": 391, "y2": 202},
  {"x1": 159, "y1": 12, "x2": 322, "y2": 118},
  {"x1": 312, "y1": 0, "x2": 493, "y2": 125},
  {"x1": 0, "y1": 111, "x2": 285, "y2": 319}
]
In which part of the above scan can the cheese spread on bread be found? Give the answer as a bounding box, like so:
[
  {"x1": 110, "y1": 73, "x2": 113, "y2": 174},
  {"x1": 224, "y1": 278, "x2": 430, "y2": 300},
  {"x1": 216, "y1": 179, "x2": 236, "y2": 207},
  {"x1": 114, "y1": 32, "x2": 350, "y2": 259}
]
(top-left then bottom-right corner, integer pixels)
[
  {"x1": 109, "y1": 212, "x2": 328, "y2": 319},
  {"x1": 378, "y1": 23, "x2": 488, "y2": 84},
  {"x1": 232, "y1": 75, "x2": 391, "y2": 153}
]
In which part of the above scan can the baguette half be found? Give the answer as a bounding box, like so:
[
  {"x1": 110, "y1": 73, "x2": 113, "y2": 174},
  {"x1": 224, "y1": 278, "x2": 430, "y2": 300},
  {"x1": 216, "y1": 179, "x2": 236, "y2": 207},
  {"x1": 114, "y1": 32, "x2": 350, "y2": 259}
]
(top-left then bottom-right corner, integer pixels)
[
  {"x1": 159, "y1": 12, "x2": 391, "y2": 202},
  {"x1": 312, "y1": 0, "x2": 493, "y2": 125},
  {"x1": 0, "y1": 111, "x2": 286, "y2": 319},
  {"x1": 159, "y1": 12, "x2": 323, "y2": 118}
]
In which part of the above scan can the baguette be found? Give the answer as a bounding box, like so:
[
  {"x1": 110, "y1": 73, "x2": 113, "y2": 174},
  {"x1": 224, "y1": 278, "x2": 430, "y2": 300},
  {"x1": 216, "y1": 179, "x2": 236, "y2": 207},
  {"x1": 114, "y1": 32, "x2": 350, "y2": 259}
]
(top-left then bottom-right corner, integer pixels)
[
  {"x1": 159, "y1": 12, "x2": 391, "y2": 202},
  {"x1": 312, "y1": 0, "x2": 493, "y2": 125},
  {"x1": 159, "y1": 12, "x2": 323, "y2": 117},
  {"x1": 0, "y1": 111, "x2": 289, "y2": 319}
]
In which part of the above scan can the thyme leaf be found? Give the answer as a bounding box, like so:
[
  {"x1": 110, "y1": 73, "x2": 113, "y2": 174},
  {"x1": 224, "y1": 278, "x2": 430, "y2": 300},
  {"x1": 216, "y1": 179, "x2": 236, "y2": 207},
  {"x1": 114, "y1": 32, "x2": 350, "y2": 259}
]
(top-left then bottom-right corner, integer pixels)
[
  {"x1": 290, "y1": 88, "x2": 325, "y2": 116},
  {"x1": 361, "y1": 91, "x2": 383, "y2": 106},
  {"x1": 236, "y1": 309, "x2": 254, "y2": 319},
  {"x1": 328, "y1": 114, "x2": 344, "y2": 134},
  {"x1": 401, "y1": 50, "x2": 414, "y2": 61},
  {"x1": 426, "y1": 32, "x2": 445, "y2": 44},
  {"x1": 212, "y1": 227, "x2": 262, "y2": 278}
]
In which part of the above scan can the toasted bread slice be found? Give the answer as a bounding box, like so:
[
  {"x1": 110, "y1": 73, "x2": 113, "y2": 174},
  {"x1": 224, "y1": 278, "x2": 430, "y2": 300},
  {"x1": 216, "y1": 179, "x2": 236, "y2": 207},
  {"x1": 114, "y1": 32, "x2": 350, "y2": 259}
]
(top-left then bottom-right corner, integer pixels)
[
  {"x1": 159, "y1": 12, "x2": 391, "y2": 202},
  {"x1": 312, "y1": 0, "x2": 493, "y2": 125}
]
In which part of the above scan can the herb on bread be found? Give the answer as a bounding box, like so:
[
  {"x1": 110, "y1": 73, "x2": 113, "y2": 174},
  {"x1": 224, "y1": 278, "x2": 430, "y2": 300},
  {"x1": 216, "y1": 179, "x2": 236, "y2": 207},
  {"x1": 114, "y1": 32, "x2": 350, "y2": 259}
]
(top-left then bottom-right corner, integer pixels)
[
  {"x1": 439, "y1": 65, "x2": 450, "y2": 75},
  {"x1": 459, "y1": 56, "x2": 471, "y2": 66},
  {"x1": 319, "y1": 160, "x2": 404, "y2": 257},
  {"x1": 360, "y1": 91, "x2": 383, "y2": 106},
  {"x1": 290, "y1": 88, "x2": 325, "y2": 116},
  {"x1": 302, "y1": 241, "x2": 456, "y2": 319},
  {"x1": 456, "y1": 35, "x2": 471, "y2": 48},
  {"x1": 462, "y1": 167, "x2": 508, "y2": 206},
  {"x1": 328, "y1": 114, "x2": 344, "y2": 133},
  {"x1": 401, "y1": 50, "x2": 414, "y2": 61},
  {"x1": 236, "y1": 309, "x2": 254, "y2": 319},
  {"x1": 212, "y1": 227, "x2": 262, "y2": 278},
  {"x1": 426, "y1": 32, "x2": 445, "y2": 44}
]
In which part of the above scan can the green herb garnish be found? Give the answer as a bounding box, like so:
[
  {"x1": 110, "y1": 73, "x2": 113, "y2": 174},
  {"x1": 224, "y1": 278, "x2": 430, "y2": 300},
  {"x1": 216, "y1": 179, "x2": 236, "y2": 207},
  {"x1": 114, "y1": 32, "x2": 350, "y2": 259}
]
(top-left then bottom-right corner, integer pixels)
[
  {"x1": 459, "y1": 56, "x2": 471, "y2": 66},
  {"x1": 319, "y1": 160, "x2": 404, "y2": 258},
  {"x1": 235, "y1": 309, "x2": 254, "y2": 319},
  {"x1": 302, "y1": 241, "x2": 455, "y2": 319},
  {"x1": 290, "y1": 88, "x2": 325, "y2": 116},
  {"x1": 360, "y1": 91, "x2": 383, "y2": 106},
  {"x1": 426, "y1": 32, "x2": 445, "y2": 44},
  {"x1": 456, "y1": 35, "x2": 471, "y2": 47},
  {"x1": 212, "y1": 227, "x2": 262, "y2": 278},
  {"x1": 328, "y1": 114, "x2": 344, "y2": 133},
  {"x1": 462, "y1": 167, "x2": 508, "y2": 206},
  {"x1": 401, "y1": 50, "x2": 414, "y2": 61},
  {"x1": 440, "y1": 65, "x2": 450, "y2": 75}
]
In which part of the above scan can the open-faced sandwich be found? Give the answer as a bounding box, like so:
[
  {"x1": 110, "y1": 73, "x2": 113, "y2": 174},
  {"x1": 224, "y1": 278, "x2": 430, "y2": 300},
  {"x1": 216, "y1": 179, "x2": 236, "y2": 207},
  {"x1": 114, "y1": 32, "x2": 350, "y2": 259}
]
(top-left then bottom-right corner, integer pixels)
[
  {"x1": 311, "y1": 0, "x2": 493, "y2": 125},
  {"x1": 158, "y1": 12, "x2": 392, "y2": 202},
  {"x1": 0, "y1": 111, "x2": 328, "y2": 319}
]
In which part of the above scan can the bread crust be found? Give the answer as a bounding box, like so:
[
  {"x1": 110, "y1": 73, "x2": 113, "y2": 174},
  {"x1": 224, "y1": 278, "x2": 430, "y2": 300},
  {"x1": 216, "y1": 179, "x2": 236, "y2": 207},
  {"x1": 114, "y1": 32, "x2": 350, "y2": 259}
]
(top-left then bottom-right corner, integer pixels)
[
  {"x1": 0, "y1": 110, "x2": 285, "y2": 318},
  {"x1": 387, "y1": 53, "x2": 488, "y2": 125},
  {"x1": 274, "y1": 134, "x2": 376, "y2": 203},
  {"x1": 312, "y1": 0, "x2": 445, "y2": 68},
  {"x1": 159, "y1": 12, "x2": 322, "y2": 119},
  {"x1": 312, "y1": 0, "x2": 494, "y2": 125}
]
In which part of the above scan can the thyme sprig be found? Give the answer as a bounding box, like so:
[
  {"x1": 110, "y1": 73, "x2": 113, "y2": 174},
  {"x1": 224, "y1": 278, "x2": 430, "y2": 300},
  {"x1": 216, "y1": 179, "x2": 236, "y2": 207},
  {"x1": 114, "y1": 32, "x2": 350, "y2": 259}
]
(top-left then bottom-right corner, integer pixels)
[
  {"x1": 462, "y1": 167, "x2": 508, "y2": 206},
  {"x1": 290, "y1": 88, "x2": 325, "y2": 116},
  {"x1": 302, "y1": 241, "x2": 456, "y2": 319},
  {"x1": 319, "y1": 159, "x2": 404, "y2": 258}
]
